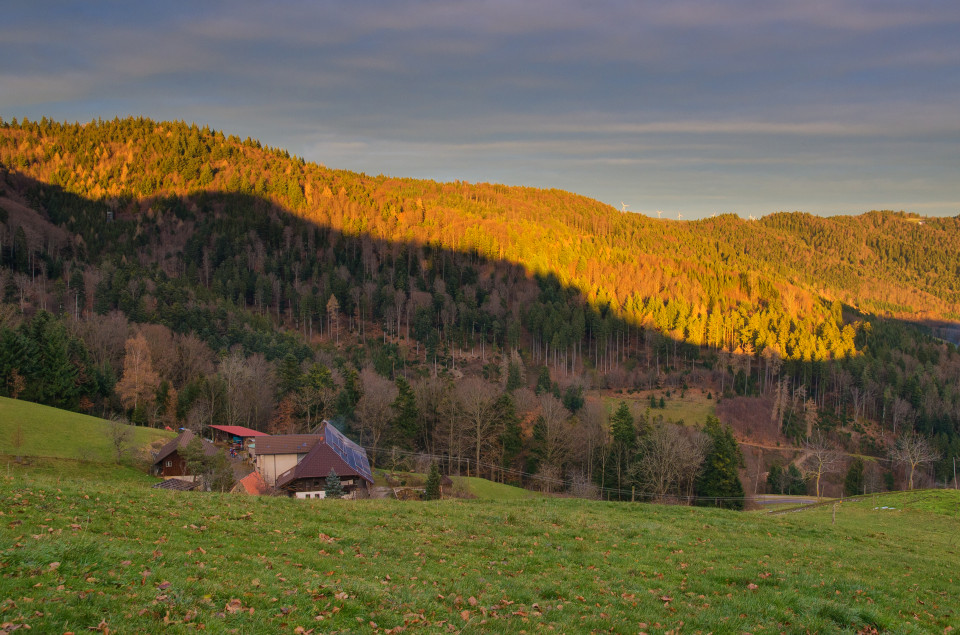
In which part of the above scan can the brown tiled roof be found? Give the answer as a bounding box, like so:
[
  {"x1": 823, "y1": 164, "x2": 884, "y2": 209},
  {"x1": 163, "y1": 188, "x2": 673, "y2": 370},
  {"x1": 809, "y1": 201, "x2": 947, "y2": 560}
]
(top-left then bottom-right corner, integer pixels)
[
  {"x1": 275, "y1": 441, "x2": 373, "y2": 488},
  {"x1": 253, "y1": 434, "x2": 322, "y2": 456},
  {"x1": 234, "y1": 471, "x2": 270, "y2": 495},
  {"x1": 154, "y1": 430, "x2": 219, "y2": 464}
]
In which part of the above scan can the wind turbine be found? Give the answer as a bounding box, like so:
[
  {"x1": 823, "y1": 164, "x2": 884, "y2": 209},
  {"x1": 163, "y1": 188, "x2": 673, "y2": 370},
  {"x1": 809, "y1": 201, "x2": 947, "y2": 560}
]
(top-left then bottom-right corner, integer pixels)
[
  {"x1": 620, "y1": 202, "x2": 630, "y2": 213},
  {"x1": 677, "y1": 212, "x2": 683, "y2": 221},
  {"x1": 748, "y1": 214, "x2": 756, "y2": 221},
  {"x1": 656, "y1": 210, "x2": 663, "y2": 219}
]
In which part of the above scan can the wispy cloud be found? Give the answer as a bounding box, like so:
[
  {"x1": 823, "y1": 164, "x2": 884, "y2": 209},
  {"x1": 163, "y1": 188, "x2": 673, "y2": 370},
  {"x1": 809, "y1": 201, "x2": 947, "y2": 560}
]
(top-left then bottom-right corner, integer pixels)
[{"x1": 1, "y1": 0, "x2": 958, "y2": 218}]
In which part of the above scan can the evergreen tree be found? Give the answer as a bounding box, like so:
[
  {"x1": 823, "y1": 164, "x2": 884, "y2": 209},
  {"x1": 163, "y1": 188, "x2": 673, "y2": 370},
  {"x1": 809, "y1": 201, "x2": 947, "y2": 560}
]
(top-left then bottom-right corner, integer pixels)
[
  {"x1": 535, "y1": 366, "x2": 552, "y2": 395},
  {"x1": 324, "y1": 468, "x2": 345, "y2": 499},
  {"x1": 603, "y1": 401, "x2": 637, "y2": 500},
  {"x1": 785, "y1": 464, "x2": 806, "y2": 495},
  {"x1": 766, "y1": 462, "x2": 784, "y2": 494},
  {"x1": 392, "y1": 377, "x2": 419, "y2": 447},
  {"x1": 424, "y1": 462, "x2": 441, "y2": 500},
  {"x1": 505, "y1": 360, "x2": 523, "y2": 392},
  {"x1": 497, "y1": 394, "x2": 523, "y2": 476},
  {"x1": 844, "y1": 457, "x2": 865, "y2": 496},
  {"x1": 694, "y1": 416, "x2": 745, "y2": 510}
]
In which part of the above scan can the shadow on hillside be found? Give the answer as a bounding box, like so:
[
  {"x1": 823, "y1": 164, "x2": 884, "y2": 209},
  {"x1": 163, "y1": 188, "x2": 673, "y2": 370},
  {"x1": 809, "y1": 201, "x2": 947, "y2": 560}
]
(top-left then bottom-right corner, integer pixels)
[{"x1": 3, "y1": 167, "x2": 958, "y2": 459}]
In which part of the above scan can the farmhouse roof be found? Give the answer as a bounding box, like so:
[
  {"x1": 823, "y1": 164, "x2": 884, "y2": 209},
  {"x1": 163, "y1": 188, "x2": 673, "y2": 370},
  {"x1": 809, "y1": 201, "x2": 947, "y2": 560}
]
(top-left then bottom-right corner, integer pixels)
[
  {"x1": 253, "y1": 434, "x2": 323, "y2": 456},
  {"x1": 209, "y1": 425, "x2": 269, "y2": 438},
  {"x1": 154, "y1": 430, "x2": 218, "y2": 464},
  {"x1": 274, "y1": 422, "x2": 373, "y2": 488},
  {"x1": 275, "y1": 441, "x2": 372, "y2": 488}
]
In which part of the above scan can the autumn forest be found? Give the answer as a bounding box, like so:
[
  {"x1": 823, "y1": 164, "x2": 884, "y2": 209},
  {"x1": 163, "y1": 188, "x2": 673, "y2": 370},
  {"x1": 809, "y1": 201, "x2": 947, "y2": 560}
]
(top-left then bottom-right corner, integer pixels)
[{"x1": 2, "y1": 116, "x2": 960, "y2": 500}]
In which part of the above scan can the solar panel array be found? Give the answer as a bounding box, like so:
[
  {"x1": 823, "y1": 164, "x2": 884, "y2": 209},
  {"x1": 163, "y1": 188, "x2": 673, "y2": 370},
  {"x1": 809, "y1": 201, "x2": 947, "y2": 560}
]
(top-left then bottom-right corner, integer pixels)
[{"x1": 323, "y1": 422, "x2": 372, "y2": 483}]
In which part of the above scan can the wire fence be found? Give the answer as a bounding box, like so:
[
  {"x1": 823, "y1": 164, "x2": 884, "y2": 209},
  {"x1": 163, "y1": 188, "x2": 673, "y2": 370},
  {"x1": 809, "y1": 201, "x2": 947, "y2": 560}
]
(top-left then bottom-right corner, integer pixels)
[{"x1": 366, "y1": 444, "x2": 808, "y2": 505}]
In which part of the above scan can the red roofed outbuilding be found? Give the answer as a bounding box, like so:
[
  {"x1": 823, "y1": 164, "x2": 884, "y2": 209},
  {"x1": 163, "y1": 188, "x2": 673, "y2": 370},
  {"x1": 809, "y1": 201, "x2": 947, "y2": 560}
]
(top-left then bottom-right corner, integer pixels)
[{"x1": 209, "y1": 425, "x2": 269, "y2": 446}]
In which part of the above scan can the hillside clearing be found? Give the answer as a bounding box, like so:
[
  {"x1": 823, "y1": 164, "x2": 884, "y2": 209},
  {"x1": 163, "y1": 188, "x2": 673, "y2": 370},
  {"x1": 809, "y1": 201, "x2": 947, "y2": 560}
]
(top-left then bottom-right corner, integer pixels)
[{"x1": 599, "y1": 389, "x2": 716, "y2": 427}]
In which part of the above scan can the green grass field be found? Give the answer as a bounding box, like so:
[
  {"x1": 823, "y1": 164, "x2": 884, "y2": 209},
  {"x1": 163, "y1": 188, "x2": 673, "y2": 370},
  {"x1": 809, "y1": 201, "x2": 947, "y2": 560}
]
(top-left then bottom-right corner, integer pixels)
[
  {"x1": 2, "y1": 472, "x2": 958, "y2": 633},
  {"x1": 0, "y1": 397, "x2": 174, "y2": 464},
  {"x1": 450, "y1": 476, "x2": 541, "y2": 500},
  {"x1": 601, "y1": 388, "x2": 716, "y2": 426}
]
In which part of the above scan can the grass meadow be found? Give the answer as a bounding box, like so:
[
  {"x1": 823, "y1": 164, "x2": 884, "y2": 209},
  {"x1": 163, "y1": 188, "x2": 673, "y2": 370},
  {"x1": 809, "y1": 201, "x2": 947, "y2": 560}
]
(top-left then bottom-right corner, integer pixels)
[
  {"x1": 0, "y1": 397, "x2": 174, "y2": 463},
  {"x1": 2, "y1": 471, "x2": 958, "y2": 634}
]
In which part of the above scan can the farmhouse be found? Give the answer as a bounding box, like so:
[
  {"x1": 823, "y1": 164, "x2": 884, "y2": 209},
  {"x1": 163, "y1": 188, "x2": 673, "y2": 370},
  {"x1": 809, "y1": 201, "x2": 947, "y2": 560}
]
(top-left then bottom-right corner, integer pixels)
[
  {"x1": 274, "y1": 422, "x2": 374, "y2": 499},
  {"x1": 253, "y1": 433, "x2": 324, "y2": 486},
  {"x1": 152, "y1": 429, "x2": 219, "y2": 481}
]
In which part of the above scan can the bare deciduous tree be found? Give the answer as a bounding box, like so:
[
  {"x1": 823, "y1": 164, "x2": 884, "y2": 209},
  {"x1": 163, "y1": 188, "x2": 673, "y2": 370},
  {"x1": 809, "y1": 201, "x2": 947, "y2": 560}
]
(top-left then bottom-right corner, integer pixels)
[
  {"x1": 175, "y1": 333, "x2": 215, "y2": 389},
  {"x1": 454, "y1": 377, "x2": 503, "y2": 479},
  {"x1": 572, "y1": 400, "x2": 608, "y2": 479},
  {"x1": 801, "y1": 432, "x2": 844, "y2": 500},
  {"x1": 535, "y1": 393, "x2": 573, "y2": 473},
  {"x1": 355, "y1": 368, "x2": 397, "y2": 460},
  {"x1": 890, "y1": 397, "x2": 915, "y2": 436},
  {"x1": 108, "y1": 416, "x2": 133, "y2": 464},
  {"x1": 890, "y1": 431, "x2": 940, "y2": 490},
  {"x1": 412, "y1": 376, "x2": 447, "y2": 454},
  {"x1": 631, "y1": 423, "x2": 708, "y2": 502},
  {"x1": 12, "y1": 423, "x2": 25, "y2": 463},
  {"x1": 76, "y1": 310, "x2": 129, "y2": 370}
]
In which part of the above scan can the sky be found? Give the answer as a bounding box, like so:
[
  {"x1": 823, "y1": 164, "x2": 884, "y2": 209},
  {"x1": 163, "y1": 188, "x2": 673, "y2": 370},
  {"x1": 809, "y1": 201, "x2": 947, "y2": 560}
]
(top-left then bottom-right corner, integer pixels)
[{"x1": 2, "y1": 1, "x2": 959, "y2": 219}]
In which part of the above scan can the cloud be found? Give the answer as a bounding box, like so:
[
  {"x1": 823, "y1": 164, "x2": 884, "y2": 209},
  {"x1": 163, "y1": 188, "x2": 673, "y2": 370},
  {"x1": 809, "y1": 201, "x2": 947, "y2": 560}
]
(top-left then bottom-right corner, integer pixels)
[{"x1": 1, "y1": 0, "x2": 958, "y2": 218}]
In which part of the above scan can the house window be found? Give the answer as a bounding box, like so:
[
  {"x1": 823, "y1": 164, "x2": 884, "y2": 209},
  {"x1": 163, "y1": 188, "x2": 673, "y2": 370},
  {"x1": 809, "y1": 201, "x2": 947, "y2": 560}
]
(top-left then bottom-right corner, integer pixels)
[{"x1": 165, "y1": 460, "x2": 172, "y2": 468}]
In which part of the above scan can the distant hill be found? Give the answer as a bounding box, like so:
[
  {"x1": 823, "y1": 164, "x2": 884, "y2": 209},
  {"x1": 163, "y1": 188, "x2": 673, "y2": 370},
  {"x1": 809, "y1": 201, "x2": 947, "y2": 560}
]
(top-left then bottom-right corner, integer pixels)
[{"x1": 1, "y1": 116, "x2": 958, "y2": 493}]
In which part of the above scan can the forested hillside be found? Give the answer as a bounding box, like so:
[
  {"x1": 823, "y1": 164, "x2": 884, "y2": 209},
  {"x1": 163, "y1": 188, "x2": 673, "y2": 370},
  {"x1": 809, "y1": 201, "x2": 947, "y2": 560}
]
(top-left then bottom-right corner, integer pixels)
[{"x1": 1, "y1": 116, "x2": 959, "y2": 496}]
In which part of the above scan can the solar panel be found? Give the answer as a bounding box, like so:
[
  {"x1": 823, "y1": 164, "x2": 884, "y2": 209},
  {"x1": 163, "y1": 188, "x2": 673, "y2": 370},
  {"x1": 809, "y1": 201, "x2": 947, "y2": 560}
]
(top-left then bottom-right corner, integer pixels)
[{"x1": 323, "y1": 422, "x2": 372, "y2": 482}]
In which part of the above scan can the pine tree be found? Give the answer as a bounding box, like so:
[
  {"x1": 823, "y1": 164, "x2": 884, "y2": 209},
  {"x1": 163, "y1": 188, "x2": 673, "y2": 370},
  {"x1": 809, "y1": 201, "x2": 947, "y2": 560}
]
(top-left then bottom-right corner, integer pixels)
[
  {"x1": 424, "y1": 462, "x2": 441, "y2": 500},
  {"x1": 324, "y1": 468, "x2": 345, "y2": 499},
  {"x1": 694, "y1": 416, "x2": 745, "y2": 510},
  {"x1": 844, "y1": 457, "x2": 865, "y2": 496},
  {"x1": 604, "y1": 401, "x2": 637, "y2": 500},
  {"x1": 392, "y1": 377, "x2": 419, "y2": 446}
]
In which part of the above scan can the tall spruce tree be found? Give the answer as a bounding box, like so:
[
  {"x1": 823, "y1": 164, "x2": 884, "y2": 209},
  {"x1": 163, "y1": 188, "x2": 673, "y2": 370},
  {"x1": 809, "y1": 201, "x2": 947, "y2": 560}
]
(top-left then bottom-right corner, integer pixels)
[
  {"x1": 603, "y1": 401, "x2": 637, "y2": 500},
  {"x1": 694, "y1": 416, "x2": 745, "y2": 510}
]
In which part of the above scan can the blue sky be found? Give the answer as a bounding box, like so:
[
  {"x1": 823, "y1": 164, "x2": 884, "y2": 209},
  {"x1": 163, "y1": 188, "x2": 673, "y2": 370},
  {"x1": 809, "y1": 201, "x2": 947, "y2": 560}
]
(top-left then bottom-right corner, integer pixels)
[{"x1": 2, "y1": 1, "x2": 959, "y2": 219}]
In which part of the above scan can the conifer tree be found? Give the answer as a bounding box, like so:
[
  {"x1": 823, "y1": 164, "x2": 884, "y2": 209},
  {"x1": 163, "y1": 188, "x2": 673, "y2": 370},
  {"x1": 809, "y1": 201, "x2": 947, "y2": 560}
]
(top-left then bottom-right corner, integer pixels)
[
  {"x1": 424, "y1": 462, "x2": 441, "y2": 500},
  {"x1": 694, "y1": 416, "x2": 745, "y2": 510},
  {"x1": 392, "y1": 377, "x2": 419, "y2": 446},
  {"x1": 844, "y1": 457, "x2": 865, "y2": 496},
  {"x1": 604, "y1": 401, "x2": 637, "y2": 500},
  {"x1": 324, "y1": 468, "x2": 345, "y2": 499}
]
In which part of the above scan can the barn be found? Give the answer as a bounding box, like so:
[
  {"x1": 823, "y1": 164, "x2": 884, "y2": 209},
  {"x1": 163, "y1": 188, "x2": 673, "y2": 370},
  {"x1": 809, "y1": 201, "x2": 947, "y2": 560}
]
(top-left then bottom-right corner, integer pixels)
[{"x1": 152, "y1": 430, "x2": 219, "y2": 481}]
